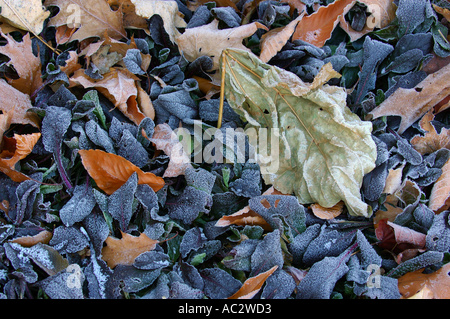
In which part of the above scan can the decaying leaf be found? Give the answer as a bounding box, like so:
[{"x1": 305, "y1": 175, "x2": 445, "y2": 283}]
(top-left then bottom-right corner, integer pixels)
[
  {"x1": 78, "y1": 149, "x2": 165, "y2": 195},
  {"x1": 176, "y1": 19, "x2": 268, "y2": 71},
  {"x1": 0, "y1": 32, "x2": 43, "y2": 96},
  {"x1": 106, "y1": 0, "x2": 148, "y2": 31},
  {"x1": 0, "y1": 0, "x2": 50, "y2": 34},
  {"x1": 291, "y1": 0, "x2": 356, "y2": 47},
  {"x1": 45, "y1": 0, "x2": 127, "y2": 42},
  {"x1": 411, "y1": 110, "x2": 450, "y2": 155},
  {"x1": 149, "y1": 123, "x2": 192, "y2": 178},
  {"x1": 221, "y1": 49, "x2": 377, "y2": 217},
  {"x1": 429, "y1": 158, "x2": 450, "y2": 213},
  {"x1": 369, "y1": 62, "x2": 450, "y2": 134},
  {"x1": 102, "y1": 231, "x2": 159, "y2": 268},
  {"x1": 228, "y1": 265, "x2": 278, "y2": 299},
  {"x1": 69, "y1": 68, "x2": 146, "y2": 124},
  {"x1": 131, "y1": 0, "x2": 187, "y2": 43},
  {"x1": 398, "y1": 262, "x2": 450, "y2": 299}
]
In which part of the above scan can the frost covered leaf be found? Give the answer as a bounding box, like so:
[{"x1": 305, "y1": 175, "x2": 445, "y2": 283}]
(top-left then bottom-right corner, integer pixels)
[
  {"x1": 59, "y1": 183, "x2": 96, "y2": 226},
  {"x1": 369, "y1": 62, "x2": 450, "y2": 134},
  {"x1": 101, "y1": 230, "x2": 159, "y2": 268},
  {"x1": 131, "y1": 0, "x2": 186, "y2": 44},
  {"x1": 200, "y1": 267, "x2": 242, "y2": 298},
  {"x1": 45, "y1": 0, "x2": 127, "y2": 42},
  {"x1": 149, "y1": 123, "x2": 192, "y2": 177},
  {"x1": 398, "y1": 262, "x2": 450, "y2": 299},
  {"x1": 108, "y1": 172, "x2": 137, "y2": 231},
  {"x1": 42, "y1": 105, "x2": 72, "y2": 154},
  {"x1": 0, "y1": 0, "x2": 50, "y2": 34},
  {"x1": 78, "y1": 149, "x2": 165, "y2": 195},
  {"x1": 429, "y1": 158, "x2": 450, "y2": 213},
  {"x1": 291, "y1": 0, "x2": 356, "y2": 47},
  {"x1": 222, "y1": 49, "x2": 377, "y2": 217},
  {"x1": 228, "y1": 265, "x2": 278, "y2": 299},
  {"x1": 176, "y1": 19, "x2": 268, "y2": 71}
]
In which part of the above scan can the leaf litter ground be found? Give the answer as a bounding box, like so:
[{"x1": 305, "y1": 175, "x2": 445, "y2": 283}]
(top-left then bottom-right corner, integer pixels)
[{"x1": 0, "y1": 0, "x2": 450, "y2": 299}]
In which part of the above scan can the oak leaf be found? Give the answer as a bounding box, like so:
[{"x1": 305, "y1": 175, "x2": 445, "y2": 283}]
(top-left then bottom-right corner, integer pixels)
[
  {"x1": 69, "y1": 68, "x2": 146, "y2": 124},
  {"x1": 0, "y1": 0, "x2": 50, "y2": 34},
  {"x1": 411, "y1": 110, "x2": 450, "y2": 155},
  {"x1": 0, "y1": 32, "x2": 43, "y2": 96},
  {"x1": 228, "y1": 265, "x2": 278, "y2": 299},
  {"x1": 221, "y1": 49, "x2": 377, "y2": 217},
  {"x1": 131, "y1": 0, "x2": 187, "y2": 43},
  {"x1": 398, "y1": 262, "x2": 450, "y2": 299},
  {"x1": 45, "y1": 0, "x2": 127, "y2": 42},
  {"x1": 176, "y1": 19, "x2": 268, "y2": 71},
  {"x1": 428, "y1": 158, "x2": 450, "y2": 213},
  {"x1": 78, "y1": 149, "x2": 165, "y2": 195},
  {"x1": 292, "y1": 0, "x2": 356, "y2": 47},
  {"x1": 369, "y1": 62, "x2": 450, "y2": 134},
  {"x1": 102, "y1": 230, "x2": 158, "y2": 268}
]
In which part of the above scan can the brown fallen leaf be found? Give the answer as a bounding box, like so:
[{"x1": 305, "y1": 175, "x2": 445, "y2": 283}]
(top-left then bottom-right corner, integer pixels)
[
  {"x1": 387, "y1": 221, "x2": 426, "y2": 248},
  {"x1": 9, "y1": 230, "x2": 53, "y2": 247},
  {"x1": 369, "y1": 62, "x2": 450, "y2": 134},
  {"x1": 0, "y1": 0, "x2": 50, "y2": 35},
  {"x1": 0, "y1": 32, "x2": 43, "y2": 96},
  {"x1": 311, "y1": 201, "x2": 344, "y2": 220},
  {"x1": 187, "y1": 0, "x2": 238, "y2": 11},
  {"x1": 291, "y1": 0, "x2": 356, "y2": 47},
  {"x1": 259, "y1": 14, "x2": 303, "y2": 63},
  {"x1": 102, "y1": 230, "x2": 158, "y2": 268},
  {"x1": 106, "y1": 0, "x2": 148, "y2": 31},
  {"x1": 59, "y1": 50, "x2": 82, "y2": 77},
  {"x1": 149, "y1": 123, "x2": 192, "y2": 178},
  {"x1": 429, "y1": 158, "x2": 450, "y2": 213},
  {"x1": 382, "y1": 163, "x2": 404, "y2": 195},
  {"x1": 433, "y1": 3, "x2": 450, "y2": 21},
  {"x1": 45, "y1": 0, "x2": 127, "y2": 42},
  {"x1": 398, "y1": 262, "x2": 450, "y2": 299},
  {"x1": 228, "y1": 265, "x2": 278, "y2": 299},
  {"x1": 131, "y1": 0, "x2": 187, "y2": 44},
  {"x1": 78, "y1": 149, "x2": 165, "y2": 195},
  {"x1": 176, "y1": 19, "x2": 268, "y2": 71},
  {"x1": 0, "y1": 109, "x2": 13, "y2": 146},
  {"x1": 69, "y1": 67, "x2": 146, "y2": 124},
  {"x1": 411, "y1": 110, "x2": 450, "y2": 155}
]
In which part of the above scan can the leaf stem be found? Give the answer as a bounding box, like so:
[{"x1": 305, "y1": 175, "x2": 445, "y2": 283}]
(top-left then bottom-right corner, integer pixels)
[
  {"x1": 54, "y1": 145, "x2": 73, "y2": 191},
  {"x1": 217, "y1": 53, "x2": 226, "y2": 129}
]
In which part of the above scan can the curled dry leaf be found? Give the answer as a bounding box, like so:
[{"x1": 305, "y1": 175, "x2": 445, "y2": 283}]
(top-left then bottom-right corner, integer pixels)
[
  {"x1": 69, "y1": 68, "x2": 146, "y2": 125},
  {"x1": 369, "y1": 62, "x2": 450, "y2": 134},
  {"x1": 291, "y1": 0, "x2": 356, "y2": 47},
  {"x1": 78, "y1": 149, "x2": 165, "y2": 195},
  {"x1": 102, "y1": 230, "x2": 159, "y2": 268},
  {"x1": 429, "y1": 158, "x2": 450, "y2": 213},
  {"x1": 228, "y1": 265, "x2": 278, "y2": 299},
  {"x1": 9, "y1": 230, "x2": 53, "y2": 247},
  {"x1": 149, "y1": 123, "x2": 192, "y2": 178},
  {"x1": 411, "y1": 110, "x2": 450, "y2": 155},
  {"x1": 0, "y1": 0, "x2": 50, "y2": 34},
  {"x1": 398, "y1": 262, "x2": 450, "y2": 299},
  {"x1": 176, "y1": 19, "x2": 268, "y2": 71},
  {"x1": 311, "y1": 201, "x2": 344, "y2": 220}
]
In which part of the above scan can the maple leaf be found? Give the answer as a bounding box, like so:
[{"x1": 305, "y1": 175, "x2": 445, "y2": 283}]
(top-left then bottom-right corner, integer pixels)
[
  {"x1": 0, "y1": 32, "x2": 43, "y2": 96},
  {"x1": 221, "y1": 49, "x2": 377, "y2": 217},
  {"x1": 131, "y1": 0, "x2": 187, "y2": 43},
  {"x1": 0, "y1": 0, "x2": 50, "y2": 34},
  {"x1": 102, "y1": 230, "x2": 158, "y2": 268},
  {"x1": 78, "y1": 149, "x2": 165, "y2": 195},
  {"x1": 369, "y1": 62, "x2": 450, "y2": 134},
  {"x1": 69, "y1": 68, "x2": 146, "y2": 124},
  {"x1": 411, "y1": 110, "x2": 450, "y2": 155},
  {"x1": 228, "y1": 265, "x2": 278, "y2": 299},
  {"x1": 45, "y1": 0, "x2": 127, "y2": 42},
  {"x1": 176, "y1": 19, "x2": 268, "y2": 71},
  {"x1": 398, "y1": 262, "x2": 450, "y2": 299}
]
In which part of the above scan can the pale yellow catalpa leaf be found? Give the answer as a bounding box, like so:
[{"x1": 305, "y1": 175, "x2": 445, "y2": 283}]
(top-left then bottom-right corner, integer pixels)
[{"x1": 221, "y1": 49, "x2": 377, "y2": 217}]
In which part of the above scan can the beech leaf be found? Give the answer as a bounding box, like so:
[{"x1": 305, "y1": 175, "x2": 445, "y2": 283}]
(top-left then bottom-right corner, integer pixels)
[
  {"x1": 78, "y1": 149, "x2": 165, "y2": 195},
  {"x1": 228, "y1": 265, "x2": 278, "y2": 299},
  {"x1": 221, "y1": 49, "x2": 377, "y2": 217}
]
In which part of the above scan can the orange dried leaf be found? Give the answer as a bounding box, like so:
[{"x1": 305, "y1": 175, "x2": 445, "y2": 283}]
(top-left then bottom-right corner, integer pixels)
[
  {"x1": 311, "y1": 201, "x2": 344, "y2": 220},
  {"x1": 429, "y1": 158, "x2": 450, "y2": 213},
  {"x1": 10, "y1": 230, "x2": 53, "y2": 247},
  {"x1": 78, "y1": 149, "x2": 165, "y2": 195},
  {"x1": 102, "y1": 231, "x2": 158, "y2": 268},
  {"x1": 398, "y1": 263, "x2": 450, "y2": 299},
  {"x1": 411, "y1": 110, "x2": 450, "y2": 155},
  {"x1": 228, "y1": 265, "x2": 278, "y2": 299},
  {"x1": 292, "y1": 0, "x2": 356, "y2": 47}
]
